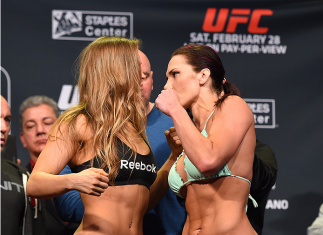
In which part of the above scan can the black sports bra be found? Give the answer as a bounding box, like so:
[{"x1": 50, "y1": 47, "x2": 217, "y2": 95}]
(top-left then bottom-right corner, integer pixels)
[{"x1": 70, "y1": 138, "x2": 158, "y2": 190}]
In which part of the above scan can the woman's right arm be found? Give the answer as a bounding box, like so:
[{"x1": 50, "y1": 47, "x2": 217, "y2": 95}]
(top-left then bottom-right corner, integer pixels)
[
  {"x1": 146, "y1": 127, "x2": 182, "y2": 212},
  {"x1": 26, "y1": 116, "x2": 109, "y2": 199}
]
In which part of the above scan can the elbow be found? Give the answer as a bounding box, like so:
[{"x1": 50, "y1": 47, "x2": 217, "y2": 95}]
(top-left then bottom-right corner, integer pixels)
[
  {"x1": 26, "y1": 177, "x2": 41, "y2": 198},
  {"x1": 26, "y1": 181, "x2": 35, "y2": 197},
  {"x1": 195, "y1": 159, "x2": 219, "y2": 175},
  {"x1": 26, "y1": 178, "x2": 38, "y2": 198},
  {"x1": 194, "y1": 155, "x2": 224, "y2": 175}
]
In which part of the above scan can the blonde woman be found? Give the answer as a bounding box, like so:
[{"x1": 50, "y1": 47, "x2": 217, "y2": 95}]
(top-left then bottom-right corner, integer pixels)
[{"x1": 26, "y1": 37, "x2": 179, "y2": 235}]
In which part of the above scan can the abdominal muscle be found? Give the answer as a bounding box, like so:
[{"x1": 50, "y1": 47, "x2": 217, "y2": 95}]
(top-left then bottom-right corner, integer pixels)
[
  {"x1": 76, "y1": 184, "x2": 150, "y2": 235},
  {"x1": 182, "y1": 178, "x2": 257, "y2": 235},
  {"x1": 176, "y1": 156, "x2": 256, "y2": 235}
]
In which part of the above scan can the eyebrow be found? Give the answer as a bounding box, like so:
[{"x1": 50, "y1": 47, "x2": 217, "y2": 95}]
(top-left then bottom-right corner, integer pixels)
[
  {"x1": 143, "y1": 71, "x2": 150, "y2": 77},
  {"x1": 24, "y1": 117, "x2": 55, "y2": 124},
  {"x1": 166, "y1": 68, "x2": 176, "y2": 79}
]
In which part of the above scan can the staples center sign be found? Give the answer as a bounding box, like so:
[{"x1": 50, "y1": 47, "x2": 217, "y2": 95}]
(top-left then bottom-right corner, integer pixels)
[
  {"x1": 245, "y1": 98, "x2": 276, "y2": 129},
  {"x1": 184, "y1": 8, "x2": 287, "y2": 54},
  {"x1": 52, "y1": 10, "x2": 133, "y2": 41}
]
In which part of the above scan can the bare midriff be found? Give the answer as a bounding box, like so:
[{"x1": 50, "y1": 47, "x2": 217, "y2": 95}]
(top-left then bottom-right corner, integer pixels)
[
  {"x1": 181, "y1": 177, "x2": 257, "y2": 235},
  {"x1": 80, "y1": 184, "x2": 150, "y2": 235}
]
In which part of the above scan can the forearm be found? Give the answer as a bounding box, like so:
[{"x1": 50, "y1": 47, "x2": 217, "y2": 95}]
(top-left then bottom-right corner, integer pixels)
[
  {"x1": 27, "y1": 172, "x2": 74, "y2": 199},
  {"x1": 146, "y1": 151, "x2": 177, "y2": 212},
  {"x1": 170, "y1": 107, "x2": 216, "y2": 172}
]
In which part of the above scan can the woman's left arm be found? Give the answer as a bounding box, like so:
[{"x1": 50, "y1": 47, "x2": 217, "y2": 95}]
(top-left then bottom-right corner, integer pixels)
[
  {"x1": 156, "y1": 89, "x2": 254, "y2": 175},
  {"x1": 146, "y1": 128, "x2": 182, "y2": 213}
]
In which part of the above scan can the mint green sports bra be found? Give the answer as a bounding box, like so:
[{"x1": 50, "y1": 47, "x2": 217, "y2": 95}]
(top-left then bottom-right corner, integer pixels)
[{"x1": 168, "y1": 109, "x2": 258, "y2": 209}]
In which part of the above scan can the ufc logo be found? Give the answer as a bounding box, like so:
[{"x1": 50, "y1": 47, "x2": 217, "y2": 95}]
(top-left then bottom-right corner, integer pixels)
[{"x1": 202, "y1": 8, "x2": 273, "y2": 34}]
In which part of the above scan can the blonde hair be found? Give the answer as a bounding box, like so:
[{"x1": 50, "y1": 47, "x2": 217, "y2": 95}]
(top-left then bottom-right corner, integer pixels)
[{"x1": 51, "y1": 36, "x2": 147, "y2": 184}]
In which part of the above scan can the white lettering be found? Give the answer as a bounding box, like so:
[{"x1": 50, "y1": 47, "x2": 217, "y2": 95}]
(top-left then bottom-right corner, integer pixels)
[
  {"x1": 1, "y1": 181, "x2": 23, "y2": 192},
  {"x1": 146, "y1": 164, "x2": 151, "y2": 171},
  {"x1": 58, "y1": 85, "x2": 79, "y2": 111},
  {"x1": 275, "y1": 45, "x2": 287, "y2": 54},
  {"x1": 248, "y1": 103, "x2": 270, "y2": 113},
  {"x1": 114, "y1": 29, "x2": 122, "y2": 36},
  {"x1": 94, "y1": 28, "x2": 101, "y2": 37},
  {"x1": 281, "y1": 200, "x2": 289, "y2": 209},
  {"x1": 11, "y1": 182, "x2": 22, "y2": 192},
  {"x1": 119, "y1": 160, "x2": 156, "y2": 173},
  {"x1": 254, "y1": 114, "x2": 270, "y2": 124},
  {"x1": 205, "y1": 43, "x2": 219, "y2": 52},
  {"x1": 220, "y1": 44, "x2": 239, "y2": 53},
  {"x1": 261, "y1": 45, "x2": 287, "y2": 54},
  {"x1": 120, "y1": 160, "x2": 128, "y2": 169},
  {"x1": 190, "y1": 32, "x2": 210, "y2": 43},
  {"x1": 85, "y1": 26, "x2": 94, "y2": 36},
  {"x1": 260, "y1": 35, "x2": 267, "y2": 44},
  {"x1": 84, "y1": 16, "x2": 128, "y2": 27},
  {"x1": 85, "y1": 26, "x2": 127, "y2": 37},
  {"x1": 140, "y1": 162, "x2": 146, "y2": 171},
  {"x1": 266, "y1": 199, "x2": 289, "y2": 210},
  {"x1": 85, "y1": 15, "x2": 92, "y2": 25},
  {"x1": 241, "y1": 44, "x2": 252, "y2": 53},
  {"x1": 1, "y1": 181, "x2": 9, "y2": 190},
  {"x1": 135, "y1": 162, "x2": 140, "y2": 170}
]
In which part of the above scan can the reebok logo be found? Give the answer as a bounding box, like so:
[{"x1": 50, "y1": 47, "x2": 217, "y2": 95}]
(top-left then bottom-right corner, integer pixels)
[
  {"x1": 120, "y1": 160, "x2": 156, "y2": 173},
  {"x1": 203, "y1": 8, "x2": 273, "y2": 34}
]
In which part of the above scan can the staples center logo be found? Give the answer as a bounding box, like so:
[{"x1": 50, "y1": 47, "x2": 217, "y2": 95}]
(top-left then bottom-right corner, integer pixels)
[
  {"x1": 52, "y1": 10, "x2": 133, "y2": 41},
  {"x1": 203, "y1": 8, "x2": 273, "y2": 34},
  {"x1": 52, "y1": 11, "x2": 83, "y2": 38},
  {"x1": 244, "y1": 98, "x2": 277, "y2": 129}
]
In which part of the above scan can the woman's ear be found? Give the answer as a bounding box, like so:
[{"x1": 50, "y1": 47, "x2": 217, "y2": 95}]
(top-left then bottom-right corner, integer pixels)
[{"x1": 199, "y1": 68, "x2": 211, "y2": 85}]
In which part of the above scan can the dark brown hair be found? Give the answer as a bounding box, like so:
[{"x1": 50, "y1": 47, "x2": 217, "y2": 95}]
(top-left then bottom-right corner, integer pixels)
[{"x1": 172, "y1": 44, "x2": 240, "y2": 107}]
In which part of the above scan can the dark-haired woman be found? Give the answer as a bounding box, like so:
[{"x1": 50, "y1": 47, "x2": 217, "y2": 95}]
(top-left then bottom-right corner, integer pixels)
[{"x1": 156, "y1": 44, "x2": 257, "y2": 235}]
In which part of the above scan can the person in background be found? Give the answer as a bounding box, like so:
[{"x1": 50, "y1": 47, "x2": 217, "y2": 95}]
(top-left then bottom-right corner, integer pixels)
[
  {"x1": 1, "y1": 95, "x2": 11, "y2": 152},
  {"x1": 19, "y1": 95, "x2": 77, "y2": 235},
  {"x1": 248, "y1": 140, "x2": 277, "y2": 235},
  {"x1": 307, "y1": 204, "x2": 323, "y2": 235},
  {"x1": 53, "y1": 50, "x2": 187, "y2": 235},
  {"x1": 140, "y1": 51, "x2": 187, "y2": 235},
  {"x1": 1, "y1": 95, "x2": 33, "y2": 235}
]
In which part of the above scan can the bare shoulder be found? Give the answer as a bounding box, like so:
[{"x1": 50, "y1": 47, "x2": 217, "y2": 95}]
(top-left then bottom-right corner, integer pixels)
[
  {"x1": 74, "y1": 114, "x2": 93, "y2": 142},
  {"x1": 49, "y1": 113, "x2": 92, "y2": 142},
  {"x1": 216, "y1": 95, "x2": 254, "y2": 125},
  {"x1": 222, "y1": 95, "x2": 249, "y2": 108},
  {"x1": 220, "y1": 96, "x2": 252, "y2": 114}
]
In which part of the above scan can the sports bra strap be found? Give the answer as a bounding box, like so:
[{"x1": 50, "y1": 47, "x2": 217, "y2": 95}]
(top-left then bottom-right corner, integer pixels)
[
  {"x1": 249, "y1": 194, "x2": 258, "y2": 208},
  {"x1": 231, "y1": 175, "x2": 251, "y2": 186},
  {"x1": 230, "y1": 174, "x2": 258, "y2": 209},
  {"x1": 203, "y1": 108, "x2": 216, "y2": 130}
]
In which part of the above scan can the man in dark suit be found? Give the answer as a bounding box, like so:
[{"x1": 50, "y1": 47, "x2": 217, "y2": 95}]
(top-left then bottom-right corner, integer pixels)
[
  {"x1": 19, "y1": 95, "x2": 77, "y2": 235},
  {"x1": 1, "y1": 95, "x2": 34, "y2": 235},
  {"x1": 247, "y1": 140, "x2": 278, "y2": 235}
]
